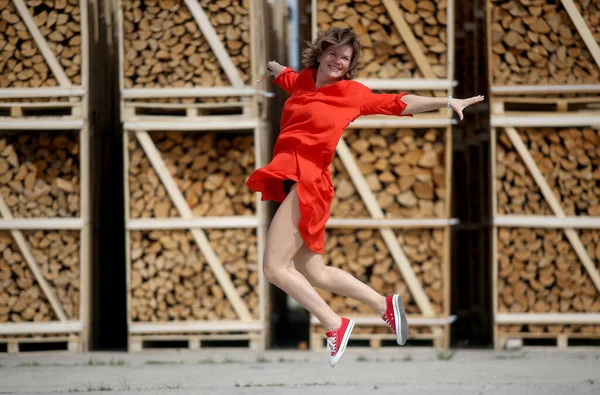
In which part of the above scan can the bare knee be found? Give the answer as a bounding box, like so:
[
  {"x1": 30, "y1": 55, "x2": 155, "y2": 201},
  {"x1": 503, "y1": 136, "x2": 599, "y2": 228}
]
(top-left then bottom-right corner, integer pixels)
[{"x1": 263, "y1": 251, "x2": 292, "y2": 285}]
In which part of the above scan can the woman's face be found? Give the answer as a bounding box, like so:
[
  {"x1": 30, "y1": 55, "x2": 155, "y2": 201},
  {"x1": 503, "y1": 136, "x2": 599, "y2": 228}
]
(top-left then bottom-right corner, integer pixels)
[{"x1": 318, "y1": 44, "x2": 353, "y2": 81}]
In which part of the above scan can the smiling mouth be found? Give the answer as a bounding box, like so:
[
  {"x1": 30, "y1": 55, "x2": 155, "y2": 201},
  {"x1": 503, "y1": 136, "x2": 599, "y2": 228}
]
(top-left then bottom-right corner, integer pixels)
[{"x1": 328, "y1": 65, "x2": 341, "y2": 72}]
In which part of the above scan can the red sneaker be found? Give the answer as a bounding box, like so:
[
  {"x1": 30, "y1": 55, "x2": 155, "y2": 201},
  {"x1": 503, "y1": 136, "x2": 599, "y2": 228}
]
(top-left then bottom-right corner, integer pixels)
[
  {"x1": 325, "y1": 317, "x2": 355, "y2": 367},
  {"x1": 381, "y1": 294, "x2": 408, "y2": 345}
]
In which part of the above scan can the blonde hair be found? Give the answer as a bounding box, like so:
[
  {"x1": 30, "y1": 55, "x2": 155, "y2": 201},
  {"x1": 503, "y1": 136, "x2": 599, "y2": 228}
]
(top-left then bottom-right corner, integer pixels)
[{"x1": 301, "y1": 27, "x2": 362, "y2": 80}]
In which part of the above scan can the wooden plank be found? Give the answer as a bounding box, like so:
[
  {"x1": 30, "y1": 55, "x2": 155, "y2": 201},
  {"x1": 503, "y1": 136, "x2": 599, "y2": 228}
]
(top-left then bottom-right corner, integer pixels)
[
  {"x1": 446, "y1": 0, "x2": 455, "y2": 82},
  {"x1": 491, "y1": 113, "x2": 600, "y2": 128},
  {"x1": 496, "y1": 313, "x2": 600, "y2": 324},
  {"x1": 0, "y1": 119, "x2": 85, "y2": 130},
  {"x1": 491, "y1": 128, "x2": 499, "y2": 318},
  {"x1": 491, "y1": 84, "x2": 600, "y2": 94},
  {"x1": 327, "y1": 218, "x2": 457, "y2": 228},
  {"x1": 0, "y1": 194, "x2": 69, "y2": 322},
  {"x1": 311, "y1": 0, "x2": 317, "y2": 41},
  {"x1": 560, "y1": 0, "x2": 600, "y2": 71},
  {"x1": 124, "y1": 118, "x2": 259, "y2": 131},
  {"x1": 349, "y1": 116, "x2": 455, "y2": 129},
  {"x1": 0, "y1": 321, "x2": 83, "y2": 334},
  {"x1": 254, "y1": 121, "x2": 268, "y2": 350},
  {"x1": 336, "y1": 138, "x2": 436, "y2": 316},
  {"x1": 494, "y1": 216, "x2": 600, "y2": 228},
  {"x1": 0, "y1": 87, "x2": 86, "y2": 98},
  {"x1": 12, "y1": 0, "x2": 71, "y2": 87},
  {"x1": 135, "y1": 131, "x2": 253, "y2": 322},
  {"x1": 121, "y1": 87, "x2": 270, "y2": 98},
  {"x1": 127, "y1": 217, "x2": 261, "y2": 230},
  {"x1": 123, "y1": 132, "x2": 132, "y2": 329},
  {"x1": 129, "y1": 321, "x2": 263, "y2": 334},
  {"x1": 381, "y1": 0, "x2": 436, "y2": 79},
  {"x1": 355, "y1": 79, "x2": 456, "y2": 91},
  {"x1": 80, "y1": 0, "x2": 89, "y2": 90},
  {"x1": 504, "y1": 127, "x2": 600, "y2": 295},
  {"x1": 0, "y1": 218, "x2": 85, "y2": 229},
  {"x1": 78, "y1": 124, "x2": 90, "y2": 351},
  {"x1": 183, "y1": 0, "x2": 245, "y2": 88}
]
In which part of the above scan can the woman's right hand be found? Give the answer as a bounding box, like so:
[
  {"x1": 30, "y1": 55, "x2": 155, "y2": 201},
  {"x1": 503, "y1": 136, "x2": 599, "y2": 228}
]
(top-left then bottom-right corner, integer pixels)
[{"x1": 256, "y1": 61, "x2": 275, "y2": 83}]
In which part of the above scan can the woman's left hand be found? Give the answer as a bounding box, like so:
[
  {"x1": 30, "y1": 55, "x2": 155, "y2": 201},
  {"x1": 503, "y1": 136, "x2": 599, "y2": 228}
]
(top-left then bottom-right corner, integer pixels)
[{"x1": 451, "y1": 95, "x2": 485, "y2": 120}]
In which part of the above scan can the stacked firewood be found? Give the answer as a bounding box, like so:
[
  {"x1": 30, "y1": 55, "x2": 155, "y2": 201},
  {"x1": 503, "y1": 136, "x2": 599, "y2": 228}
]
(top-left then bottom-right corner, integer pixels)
[
  {"x1": 496, "y1": 127, "x2": 600, "y2": 215},
  {"x1": 316, "y1": 0, "x2": 448, "y2": 79},
  {"x1": 497, "y1": 227, "x2": 600, "y2": 314},
  {"x1": 0, "y1": 0, "x2": 83, "y2": 88},
  {"x1": 489, "y1": 0, "x2": 600, "y2": 86},
  {"x1": 129, "y1": 229, "x2": 259, "y2": 321},
  {"x1": 330, "y1": 128, "x2": 447, "y2": 219},
  {"x1": 0, "y1": 135, "x2": 80, "y2": 218},
  {"x1": 320, "y1": 227, "x2": 445, "y2": 316},
  {"x1": 128, "y1": 131, "x2": 255, "y2": 218},
  {"x1": 0, "y1": 230, "x2": 80, "y2": 323},
  {"x1": 121, "y1": 0, "x2": 252, "y2": 89}
]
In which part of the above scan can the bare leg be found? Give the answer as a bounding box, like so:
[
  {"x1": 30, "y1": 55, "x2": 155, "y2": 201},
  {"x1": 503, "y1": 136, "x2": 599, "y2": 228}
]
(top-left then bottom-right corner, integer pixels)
[
  {"x1": 262, "y1": 185, "x2": 342, "y2": 331},
  {"x1": 293, "y1": 244, "x2": 387, "y2": 315}
]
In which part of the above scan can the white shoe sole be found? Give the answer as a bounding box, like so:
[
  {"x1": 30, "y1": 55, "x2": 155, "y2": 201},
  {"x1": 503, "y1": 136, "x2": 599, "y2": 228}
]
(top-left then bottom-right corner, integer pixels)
[
  {"x1": 393, "y1": 294, "x2": 408, "y2": 345},
  {"x1": 329, "y1": 319, "x2": 355, "y2": 367}
]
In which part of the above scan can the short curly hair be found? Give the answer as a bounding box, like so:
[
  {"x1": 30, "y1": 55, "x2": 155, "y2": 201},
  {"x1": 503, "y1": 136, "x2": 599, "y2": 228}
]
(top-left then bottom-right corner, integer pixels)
[{"x1": 301, "y1": 27, "x2": 362, "y2": 80}]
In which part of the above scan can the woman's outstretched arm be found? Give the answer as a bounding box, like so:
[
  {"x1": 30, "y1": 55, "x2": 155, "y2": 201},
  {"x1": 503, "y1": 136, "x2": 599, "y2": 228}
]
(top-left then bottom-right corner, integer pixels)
[{"x1": 402, "y1": 94, "x2": 485, "y2": 120}]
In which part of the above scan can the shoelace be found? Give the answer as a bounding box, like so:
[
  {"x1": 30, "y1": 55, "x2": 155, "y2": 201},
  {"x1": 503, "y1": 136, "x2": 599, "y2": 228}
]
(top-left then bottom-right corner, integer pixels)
[
  {"x1": 326, "y1": 335, "x2": 337, "y2": 353},
  {"x1": 383, "y1": 315, "x2": 395, "y2": 333}
]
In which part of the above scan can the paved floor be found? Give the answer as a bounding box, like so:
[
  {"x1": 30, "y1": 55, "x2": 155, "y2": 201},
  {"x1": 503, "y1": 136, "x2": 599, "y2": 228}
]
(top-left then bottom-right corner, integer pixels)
[{"x1": 0, "y1": 348, "x2": 599, "y2": 394}]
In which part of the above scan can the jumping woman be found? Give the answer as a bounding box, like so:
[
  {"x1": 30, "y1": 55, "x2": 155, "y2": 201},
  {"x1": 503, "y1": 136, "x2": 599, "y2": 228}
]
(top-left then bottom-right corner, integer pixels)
[{"x1": 247, "y1": 27, "x2": 484, "y2": 367}]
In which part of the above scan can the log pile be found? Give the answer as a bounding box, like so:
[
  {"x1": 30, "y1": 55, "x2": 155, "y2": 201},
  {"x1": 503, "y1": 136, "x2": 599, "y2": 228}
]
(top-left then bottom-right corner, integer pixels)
[
  {"x1": 0, "y1": 0, "x2": 83, "y2": 88},
  {"x1": 0, "y1": 230, "x2": 80, "y2": 323},
  {"x1": 0, "y1": 135, "x2": 80, "y2": 218},
  {"x1": 330, "y1": 128, "x2": 447, "y2": 218},
  {"x1": 122, "y1": 0, "x2": 252, "y2": 89},
  {"x1": 321, "y1": 227, "x2": 445, "y2": 316},
  {"x1": 497, "y1": 228, "x2": 600, "y2": 317},
  {"x1": 496, "y1": 127, "x2": 600, "y2": 216},
  {"x1": 489, "y1": 0, "x2": 600, "y2": 86},
  {"x1": 130, "y1": 229, "x2": 259, "y2": 321},
  {"x1": 316, "y1": 0, "x2": 448, "y2": 79},
  {"x1": 128, "y1": 131, "x2": 255, "y2": 218}
]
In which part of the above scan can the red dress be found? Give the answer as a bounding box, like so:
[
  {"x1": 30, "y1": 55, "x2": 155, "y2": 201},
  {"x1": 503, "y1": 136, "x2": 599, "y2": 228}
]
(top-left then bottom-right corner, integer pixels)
[{"x1": 247, "y1": 68, "x2": 412, "y2": 254}]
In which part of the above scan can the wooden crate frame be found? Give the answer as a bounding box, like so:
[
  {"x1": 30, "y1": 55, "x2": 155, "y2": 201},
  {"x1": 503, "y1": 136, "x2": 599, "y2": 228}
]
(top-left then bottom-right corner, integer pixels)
[
  {"x1": 123, "y1": 122, "x2": 269, "y2": 351},
  {"x1": 309, "y1": 122, "x2": 456, "y2": 350},
  {"x1": 0, "y1": 0, "x2": 89, "y2": 105},
  {"x1": 491, "y1": 116, "x2": 600, "y2": 349},
  {"x1": 311, "y1": 0, "x2": 456, "y2": 95},
  {"x1": 0, "y1": 125, "x2": 91, "y2": 353},
  {"x1": 486, "y1": 0, "x2": 600, "y2": 95},
  {"x1": 117, "y1": 0, "x2": 270, "y2": 123}
]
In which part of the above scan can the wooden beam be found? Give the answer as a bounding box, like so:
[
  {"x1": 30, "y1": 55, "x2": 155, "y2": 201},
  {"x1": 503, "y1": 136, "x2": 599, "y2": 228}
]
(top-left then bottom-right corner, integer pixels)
[
  {"x1": 492, "y1": 113, "x2": 600, "y2": 128},
  {"x1": 0, "y1": 87, "x2": 86, "y2": 98},
  {"x1": 121, "y1": 87, "x2": 272, "y2": 98},
  {"x1": 135, "y1": 131, "x2": 253, "y2": 322},
  {"x1": 336, "y1": 138, "x2": 436, "y2": 316},
  {"x1": 12, "y1": 0, "x2": 71, "y2": 87},
  {"x1": 183, "y1": 0, "x2": 245, "y2": 88},
  {"x1": 129, "y1": 321, "x2": 263, "y2": 334},
  {"x1": 491, "y1": 84, "x2": 600, "y2": 94},
  {"x1": 0, "y1": 321, "x2": 83, "y2": 334},
  {"x1": 381, "y1": 0, "x2": 437, "y2": 79},
  {"x1": 0, "y1": 218, "x2": 85, "y2": 229},
  {"x1": 124, "y1": 118, "x2": 259, "y2": 131},
  {"x1": 356, "y1": 79, "x2": 457, "y2": 91},
  {"x1": 560, "y1": 0, "x2": 600, "y2": 71},
  {"x1": 326, "y1": 218, "x2": 458, "y2": 228},
  {"x1": 349, "y1": 115, "x2": 455, "y2": 129},
  {"x1": 496, "y1": 313, "x2": 600, "y2": 324},
  {"x1": 0, "y1": 195, "x2": 68, "y2": 322},
  {"x1": 495, "y1": 215, "x2": 600, "y2": 228},
  {"x1": 127, "y1": 217, "x2": 261, "y2": 230},
  {"x1": 0, "y1": 119, "x2": 85, "y2": 130},
  {"x1": 504, "y1": 127, "x2": 600, "y2": 295}
]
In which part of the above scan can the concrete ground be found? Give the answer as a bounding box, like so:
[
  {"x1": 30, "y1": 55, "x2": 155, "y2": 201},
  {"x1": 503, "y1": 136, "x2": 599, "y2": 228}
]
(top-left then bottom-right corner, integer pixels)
[{"x1": 0, "y1": 348, "x2": 599, "y2": 395}]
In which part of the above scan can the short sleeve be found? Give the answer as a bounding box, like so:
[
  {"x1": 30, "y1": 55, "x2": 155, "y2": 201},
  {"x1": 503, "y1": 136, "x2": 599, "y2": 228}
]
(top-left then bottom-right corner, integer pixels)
[
  {"x1": 272, "y1": 67, "x2": 299, "y2": 95},
  {"x1": 360, "y1": 89, "x2": 413, "y2": 117}
]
